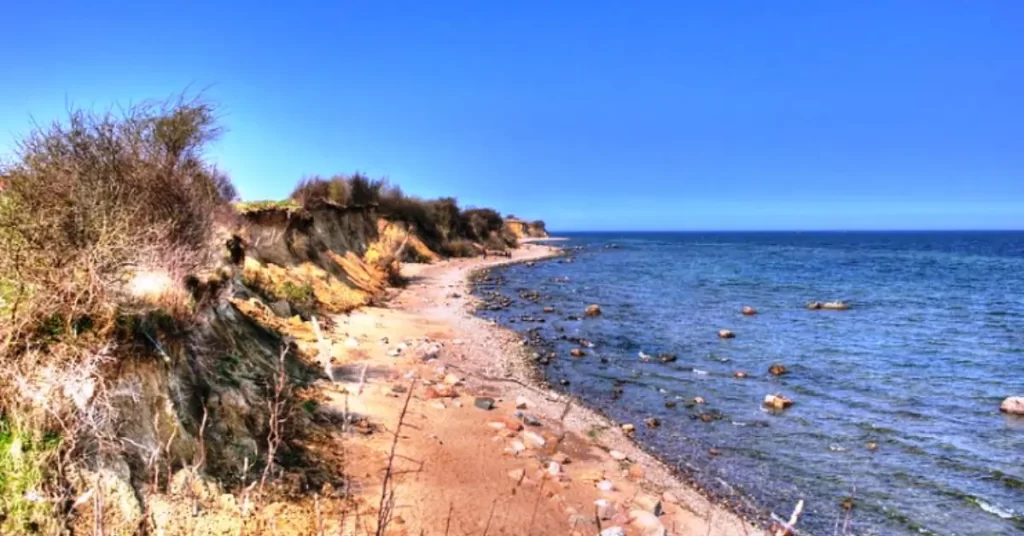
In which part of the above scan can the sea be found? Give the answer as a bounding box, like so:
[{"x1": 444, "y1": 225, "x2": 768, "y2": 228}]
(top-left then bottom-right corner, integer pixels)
[{"x1": 472, "y1": 231, "x2": 1024, "y2": 536}]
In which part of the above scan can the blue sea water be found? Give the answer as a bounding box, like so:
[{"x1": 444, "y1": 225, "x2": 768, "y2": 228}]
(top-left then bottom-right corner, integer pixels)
[{"x1": 473, "y1": 232, "x2": 1024, "y2": 535}]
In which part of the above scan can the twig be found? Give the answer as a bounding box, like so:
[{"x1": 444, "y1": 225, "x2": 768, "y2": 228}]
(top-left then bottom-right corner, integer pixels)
[
  {"x1": 482, "y1": 498, "x2": 497, "y2": 536},
  {"x1": 259, "y1": 344, "x2": 290, "y2": 500},
  {"x1": 443, "y1": 501, "x2": 454, "y2": 535},
  {"x1": 357, "y1": 363, "x2": 369, "y2": 396},
  {"x1": 772, "y1": 500, "x2": 805, "y2": 536},
  {"x1": 375, "y1": 380, "x2": 416, "y2": 536}
]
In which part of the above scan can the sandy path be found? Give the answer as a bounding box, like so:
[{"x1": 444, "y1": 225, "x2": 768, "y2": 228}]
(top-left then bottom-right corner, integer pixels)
[{"x1": 322, "y1": 244, "x2": 764, "y2": 535}]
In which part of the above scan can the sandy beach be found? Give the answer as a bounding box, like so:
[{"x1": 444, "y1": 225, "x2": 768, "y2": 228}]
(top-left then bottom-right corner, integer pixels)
[{"x1": 323, "y1": 243, "x2": 763, "y2": 535}]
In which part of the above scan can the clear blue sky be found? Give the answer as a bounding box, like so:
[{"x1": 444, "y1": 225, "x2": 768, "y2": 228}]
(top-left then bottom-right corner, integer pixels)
[{"x1": 2, "y1": 1, "x2": 1022, "y2": 231}]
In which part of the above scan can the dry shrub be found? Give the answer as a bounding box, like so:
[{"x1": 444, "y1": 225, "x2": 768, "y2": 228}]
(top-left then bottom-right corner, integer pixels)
[{"x1": 0, "y1": 95, "x2": 236, "y2": 527}]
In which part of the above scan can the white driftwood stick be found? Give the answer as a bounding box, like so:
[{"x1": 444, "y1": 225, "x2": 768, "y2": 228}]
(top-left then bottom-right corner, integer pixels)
[
  {"x1": 772, "y1": 500, "x2": 804, "y2": 536},
  {"x1": 310, "y1": 315, "x2": 333, "y2": 379}
]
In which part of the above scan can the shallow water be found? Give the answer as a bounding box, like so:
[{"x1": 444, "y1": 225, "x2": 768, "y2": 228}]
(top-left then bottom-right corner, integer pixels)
[{"x1": 473, "y1": 232, "x2": 1024, "y2": 535}]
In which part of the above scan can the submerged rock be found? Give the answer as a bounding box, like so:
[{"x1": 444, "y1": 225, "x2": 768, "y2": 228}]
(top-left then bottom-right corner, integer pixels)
[
  {"x1": 769, "y1": 364, "x2": 789, "y2": 376},
  {"x1": 741, "y1": 306, "x2": 758, "y2": 316},
  {"x1": 570, "y1": 348, "x2": 586, "y2": 358},
  {"x1": 584, "y1": 304, "x2": 602, "y2": 317},
  {"x1": 718, "y1": 329, "x2": 736, "y2": 339},
  {"x1": 809, "y1": 300, "x2": 850, "y2": 310},
  {"x1": 1000, "y1": 396, "x2": 1024, "y2": 415}
]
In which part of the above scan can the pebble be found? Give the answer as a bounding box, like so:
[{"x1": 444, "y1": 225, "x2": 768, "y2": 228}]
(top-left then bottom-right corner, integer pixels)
[
  {"x1": 600, "y1": 528, "x2": 626, "y2": 536},
  {"x1": 551, "y1": 452, "x2": 571, "y2": 464},
  {"x1": 609, "y1": 450, "x2": 628, "y2": 461},
  {"x1": 628, "y1": 463, "x2": 645, "y2": 480},
  {"x1": 515, "y1": 411, "x2": 542, "y2": 427},
  {"x1": 508, "y1": 468, "x2": 526, "y2": 482},
  {"x1": 595, "y1": 499, "x2": 616, "y2": 520},
  {"x1": 733, "y1": 371, "x2": 748, "y2": 379},
  {"x1": 634, "y1": 494, "x2": 663, "y2": 516},
  {"x1": 443, "y1": 373, "x2": 461, "y2": 386},
  {"x1": 524, "y1": 431, "x2": 547, "y2": 448},
  {"x1": 693, "y1": 397, "x2": 706, "y2": 405},
  {"x1": 621, "y1": 423, "x2": 636, "y2": 434},
  {"x1": 547, "y1": 462, "x2": 561, "y2": 476},
  {"x1": 644, "y1": 417, "x2": 661, "y2": 428},
  {"x1": 474, "y1": 397, "x2": 495, "y2": 410},
  {"x1": 344, "y1": 337, "x2": 359, "y2": 348},
  {"x1": 515, "y1": 396, "x2": 531, "y2": 409},
  {"x1": 629, "y1": 509, "x2": 666, "y2": 536},
  {"x1": 386, "y1": 349, "x2": 401, "y2": 357},
  {"x1": 597, "y1": 480, "x2": 615, "y2": 492},
  {"x1": 511, "y1": 440, "x2": 526, "y2": 453}
]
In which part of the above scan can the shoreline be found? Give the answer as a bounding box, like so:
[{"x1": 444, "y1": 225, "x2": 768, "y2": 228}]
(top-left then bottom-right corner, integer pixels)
[{"x1": 326, "y1": 243, "x2": 763, "y2": 535}]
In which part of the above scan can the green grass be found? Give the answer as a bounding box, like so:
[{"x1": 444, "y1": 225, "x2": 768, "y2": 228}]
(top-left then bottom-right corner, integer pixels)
[
  {"x1": 0, "y1": 419, "x2": 61, "y2": 534},
  {"x1": 235, "y1": 199, "x2": 302, "y2": 213}
]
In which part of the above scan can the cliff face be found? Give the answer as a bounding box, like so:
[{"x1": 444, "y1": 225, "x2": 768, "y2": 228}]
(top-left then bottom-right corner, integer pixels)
[{"x1": 504, "y1": 218, "x2": 549, "y2": 239}]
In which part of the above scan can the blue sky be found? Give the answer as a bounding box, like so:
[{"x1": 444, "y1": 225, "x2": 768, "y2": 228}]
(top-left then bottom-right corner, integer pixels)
[{"x1": 2, "y1": 2, "x2": 1022, "y2": 231}]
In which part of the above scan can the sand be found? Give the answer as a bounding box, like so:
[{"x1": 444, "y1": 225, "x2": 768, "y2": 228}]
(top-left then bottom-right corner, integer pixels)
[{"x1": 318, "y1": 243, "x2": 766, "y2": 535}]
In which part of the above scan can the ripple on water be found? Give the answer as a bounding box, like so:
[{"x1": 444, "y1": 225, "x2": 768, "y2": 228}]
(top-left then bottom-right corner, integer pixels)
[{"x1": 474, "y1": 231, "x2": 1024, "y2": 535}]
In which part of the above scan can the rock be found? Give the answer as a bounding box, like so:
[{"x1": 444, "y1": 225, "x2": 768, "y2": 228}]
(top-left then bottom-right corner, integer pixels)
[
  {"x1": 733, "y1": 371, "x2": 748, "y2": 379},
  {"x1": 424, "y1": 385, "x2": 457, "y2": 399},
  {"x1": 511, "y1": 440, "x2": 527, "y2": 453},
  {"x1": 628, "y1": 463, "x2": 645, "y2": 480},
  {"x1": 600, "y1": 527, "x2": 626, "y2": 536},
  {"x1": 693, "y1": 397, "x2": 705, "y2": 405},
  {"x1": 488, "y1": 421, "x2": 508, "y2": 431},
  {"x1": 508, "y1": 468, "x2": 526, "y2": 482},
  {"x1": 1000, "y1": 396, "x2": 1024, "y2": 415},
  {"x1": 634, "y1": 494, "x2": 663, "y2": 516},
  {"x1": 268, "y1": 299, "x2": 292, "y2": 318},
  {"x1": 595, "y1": 499, "x2": 617, "y2": 520},
  {"x1": 664, "y1": 400, "x2": 677, "y2": 408},
  {"x1": 551, "y1": 452, "x2": 571, "y2": 464},
  {"x1": 718, "y1": 329, "x2": 736, "y2": 339},
  {"x1": 629, "y1": 509, "x2": 667, "y2": 536},
  {"x1": 769, "y1": 364, "x2": 788, "y2": 376},
  {"x1": 559, "y1": 379, "x2": 570, "y2": 386},
  {"x1": 547, "y1": 462, "x2": 561, "y2": 476},
  {"x1": 658, "y1": 353, "x2": 677, "y2": 363},
  {"x1": 809, "y1": 301, "x2": 850, "y2": 310},
  {"x1": 609, "y1": 450, "x2": 628, "y2": 461},
  {"x1": 742, "y1": 306, "x2": 758, "y2": 316},
  {"x1": 474, "y1": 397, "x2": 496, "y2": 410},
  {"x1": 516, "y1": 412, "x2": 542, "y2": 427},
  {"x1": 570, "y1": 348, "x2": 586, "y2": 358},
  {"x1": 866, "y1": 442, "x2": 879, "y2": 451},
  {"x1": 515, "y1": 396, "x2": 531, "y2": 409},
  {"x1": 543, "y1": 306, "x2": 555, "y2": 313},
  {"x1": 443, "y1": 373, "x2": 461, "y2": 386},
  {"x1": 584, "y1": 304, "x2": 602, "y2": 317},
  {"x1": 621, "y1": 423, "x2": 636, "y2": 434},
  {"x1": 644, "y1": 417, "x2": 661, "y2": 428},
  {"x1": 524, "y1": 431, "x2": 547, "y2": 448},
  {"x1": 708, "y1": 448, "x2": 721, "y2": 456},
  {"x1": 68, "y1": 458, "x2": 143, "y2": 536},
  {"x1": 763, "y1": 393, "x2": 794, "y2": 410},
  {"x1": 597, "y1": 480, "x2": 616, "y2": 491},
  {"x1": 344, "y1": 337, "x2": 359, "y2": 348},
  {"x1": 386, "y1": 349, "x2": 401, "y2": 357}
]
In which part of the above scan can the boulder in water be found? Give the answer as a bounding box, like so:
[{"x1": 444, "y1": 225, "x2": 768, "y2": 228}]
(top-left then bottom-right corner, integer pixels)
[
  {"x1": 718, "y1": 329, "x2": 736, "y2": 339},
  {"x1": 822, "y1": 301, "x2": 850, "y2": 310},
  {"x1": 763, "y1": 393, "x2": 793, "y2": 410},
  {"x1": 584, "y1": 304, "x2": 602, "y2": 317},
  {"x1": 741, "y1": 306, "x2": 758, "y2": 316},
  {"x1": 769, "y1": 364, "x2": 788, "y2": 376},
  {"x1": 1000, "y1": 396, "x2": 1024, "y2": 415},
  {"x1": 570, "y1": 348, "x2": 586, "y2": 358}
]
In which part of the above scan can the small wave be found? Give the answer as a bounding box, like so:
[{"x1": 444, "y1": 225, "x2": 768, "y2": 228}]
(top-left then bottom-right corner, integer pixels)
[{"x1": 972, "y1": 498, "x2": 1017, "y2": 520}]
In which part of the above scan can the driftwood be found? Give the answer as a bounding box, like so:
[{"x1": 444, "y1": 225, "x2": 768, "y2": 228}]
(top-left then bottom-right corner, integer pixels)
[{"x1": 771, "y1": 500, "x2": 804, "y2": 536}]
